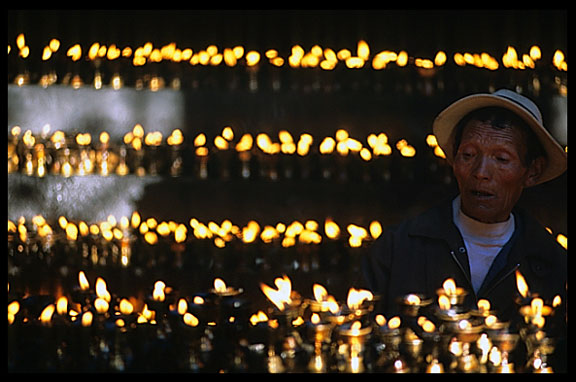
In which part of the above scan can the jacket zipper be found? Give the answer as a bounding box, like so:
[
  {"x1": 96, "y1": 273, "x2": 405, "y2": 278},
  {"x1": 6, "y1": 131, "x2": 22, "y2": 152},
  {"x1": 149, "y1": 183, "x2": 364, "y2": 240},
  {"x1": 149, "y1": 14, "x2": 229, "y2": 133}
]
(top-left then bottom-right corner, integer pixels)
[
  {"x1": 449, "y1": 248, "x2": 520, "y2": 302},
  {"x1": 449, "y1": 249, "x2": 474, "y2": 294}
]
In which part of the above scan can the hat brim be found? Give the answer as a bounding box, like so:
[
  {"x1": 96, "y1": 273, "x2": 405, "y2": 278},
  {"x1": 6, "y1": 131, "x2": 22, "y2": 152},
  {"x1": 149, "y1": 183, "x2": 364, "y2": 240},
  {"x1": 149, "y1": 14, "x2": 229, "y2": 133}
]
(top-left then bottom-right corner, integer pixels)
[{"x1": 432, "y1": 93, "x2": 567, "y2": 185}]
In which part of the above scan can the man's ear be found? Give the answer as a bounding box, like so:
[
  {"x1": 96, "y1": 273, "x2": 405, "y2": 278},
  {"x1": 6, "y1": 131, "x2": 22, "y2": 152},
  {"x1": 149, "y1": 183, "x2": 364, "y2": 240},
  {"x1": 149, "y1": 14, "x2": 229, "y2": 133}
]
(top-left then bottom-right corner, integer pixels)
[{"x1": 524, "y1": 156, "x2": 546, "y2": 187}]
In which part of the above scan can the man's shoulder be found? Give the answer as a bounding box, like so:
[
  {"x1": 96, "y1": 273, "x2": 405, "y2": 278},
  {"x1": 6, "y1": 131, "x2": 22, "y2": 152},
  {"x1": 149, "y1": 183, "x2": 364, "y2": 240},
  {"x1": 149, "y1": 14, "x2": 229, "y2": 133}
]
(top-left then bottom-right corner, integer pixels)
[{"x1": 386, "y1": 199, "x2": 454, "y2": 238}]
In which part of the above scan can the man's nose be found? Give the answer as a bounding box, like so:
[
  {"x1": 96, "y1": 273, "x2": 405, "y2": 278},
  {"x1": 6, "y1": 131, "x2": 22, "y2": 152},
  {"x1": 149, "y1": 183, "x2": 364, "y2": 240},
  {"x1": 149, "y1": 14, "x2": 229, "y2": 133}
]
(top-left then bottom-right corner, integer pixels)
[{"x1": 472, "y1": 156, "x2": 492, "y2": 179}]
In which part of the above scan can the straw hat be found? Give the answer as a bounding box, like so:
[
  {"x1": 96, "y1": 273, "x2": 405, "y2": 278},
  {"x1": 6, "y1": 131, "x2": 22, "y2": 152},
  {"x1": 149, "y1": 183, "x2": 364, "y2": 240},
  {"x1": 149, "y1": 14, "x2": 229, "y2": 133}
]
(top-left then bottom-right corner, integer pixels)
[{"x1": 432, "y1": 89, "x2": 567, "y2": 185}]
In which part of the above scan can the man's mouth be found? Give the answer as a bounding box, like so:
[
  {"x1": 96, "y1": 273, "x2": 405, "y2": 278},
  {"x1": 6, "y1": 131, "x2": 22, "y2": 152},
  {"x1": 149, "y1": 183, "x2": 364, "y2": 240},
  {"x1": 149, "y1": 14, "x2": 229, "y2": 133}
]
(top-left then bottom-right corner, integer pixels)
[{"x1": 470, "y1": 189, "x2": 495, "y2": 198}]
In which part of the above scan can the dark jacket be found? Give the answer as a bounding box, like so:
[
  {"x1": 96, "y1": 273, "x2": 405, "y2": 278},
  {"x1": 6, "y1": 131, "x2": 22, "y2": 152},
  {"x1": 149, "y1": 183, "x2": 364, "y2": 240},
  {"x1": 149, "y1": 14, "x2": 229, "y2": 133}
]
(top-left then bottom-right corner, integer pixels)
[{"x1": 362, "y1": 197, "x2": 567, "y2": 333}]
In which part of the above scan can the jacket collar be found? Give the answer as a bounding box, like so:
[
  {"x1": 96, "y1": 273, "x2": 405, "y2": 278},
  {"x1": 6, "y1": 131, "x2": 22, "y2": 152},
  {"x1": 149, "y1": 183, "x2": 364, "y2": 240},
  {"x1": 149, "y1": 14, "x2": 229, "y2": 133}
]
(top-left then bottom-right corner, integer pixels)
[
  {"x1": 407, "y1": 196, "x2": 462, "y2": 245},
  {"x1": 407, "y1": 195, "x2": 549, "y2": 262}
]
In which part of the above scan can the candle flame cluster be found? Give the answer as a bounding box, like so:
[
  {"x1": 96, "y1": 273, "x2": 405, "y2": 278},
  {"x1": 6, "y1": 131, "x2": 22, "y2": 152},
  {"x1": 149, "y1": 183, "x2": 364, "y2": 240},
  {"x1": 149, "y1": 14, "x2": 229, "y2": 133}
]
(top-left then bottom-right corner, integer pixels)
[
  {"x1": 514, "y1": 270, "x2": 561, "y2": 329},
  {"x1": 8, "y1": 32, "x2": 567, "y2": 92},
  {"x1": 7, "y1": 266, "x2": 566, "y2": 373},
  {"x1": 9, "y1": 124, "x2": 441, "y2": 181},
  {"x1": 8, "y1": 211, "x2": 388, "y2": 258},
  {"x1": 9, "y1": 34, "x2": 567, "y2": 73}
]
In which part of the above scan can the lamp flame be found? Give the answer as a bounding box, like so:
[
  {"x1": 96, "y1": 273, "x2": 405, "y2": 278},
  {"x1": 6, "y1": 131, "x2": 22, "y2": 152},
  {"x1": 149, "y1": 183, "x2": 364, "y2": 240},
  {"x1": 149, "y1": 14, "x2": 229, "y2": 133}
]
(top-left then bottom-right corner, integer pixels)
[
  {"x1": 39, "y1": 304, "x2": 55, "y2": 324},
  {"x1": 56, "y1": 296, "x2": 68, "y2": 315},
  {"x1": 119, "y1": 299, "x2": 134, "y2": 315},
  {"x1": 405, "y1": 294, "x2": 421, "y2": 305},
  {"x1": 346, "y1": 288, "x2": 373, "y2": 310},
  {"x1": 183, "y1": 312, "x2": 199, "y2": 327},
  {"x1": 388, "y1": 316, "x2": 401, "y2": 330},
  {"x1": 311, "y1": 312, "x2": 321, "y2": 325},
  {"x1": 552, "y1": 295, "x2": 562, "y2": 308},
  {"x1": 515, "y1": 270, "x2": 529, "y2": 298},
  {"x1": 78, "y1": 271, "x2": 90, "y2": 291},
  {"x1": 95, "y1": 277, "x2": 111, "y2": 302},
  {"x1": 260, "y1": 275, "x2": 292, "y2": 311},
  {"x1": 324, "y1": 219, "x2": 340, "y2": 239},
  {"x1": 313, "y1": 283, "x2": 328, "y2": 302},
  {"x1": 214, "y1": 278, "x2": 228, "y2": 294},
  {"x1": 153, "y1": 280, "x2": 166, "y2": 302},
  {"x1": 350, "y1": 320, "x2": 362, "y2": 335},
  {"x1": 438, "y1": 295, "x2": 451, "y2": 310},
  {"x1": 477, "y1": 299, "x2": 491, "y2": 312},
  {"x1": 250, "y1": 310, "x2": 269, "y2": 325},
  {"x1": 442, "y1": 278, "x2": 457, "y2": 295},
  {"x1": 81, "y1": 311, "x2": 93, "y2": 327}
]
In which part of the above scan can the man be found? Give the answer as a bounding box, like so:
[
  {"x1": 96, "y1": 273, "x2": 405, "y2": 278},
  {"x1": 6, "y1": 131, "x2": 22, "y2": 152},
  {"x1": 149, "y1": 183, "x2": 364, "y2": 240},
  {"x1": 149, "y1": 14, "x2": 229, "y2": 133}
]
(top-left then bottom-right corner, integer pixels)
[{"x1": 362, "y1": 89, "x2": 566, "y2": 368}]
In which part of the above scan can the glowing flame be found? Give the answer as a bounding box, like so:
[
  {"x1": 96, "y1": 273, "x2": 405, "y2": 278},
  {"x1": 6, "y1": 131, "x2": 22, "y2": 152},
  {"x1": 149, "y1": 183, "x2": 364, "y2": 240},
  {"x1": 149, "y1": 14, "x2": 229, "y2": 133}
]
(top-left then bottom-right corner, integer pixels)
[
  {"x1": 246, "y1": 50, "x2": 260, "y2": 66},
  {"x1": 515, "y1": 270, "x2": 529, "y2": 298},
  {"x1": 174, "y1": 224, "x2": 187, "y2": 243},
  {"x1": 214, "y1": 278, "x2": 228, "y2": 294},
  {"x1": 95, "y1": 277, "x2": 111, "y2": 302},
  {"x1": 438, "y1": 295, "x2": 451, "y2": 310},
  {"x1": 375, "y1": 314, "x2": 386, "y2": 326},
  {"x1": 183, "y1": 312, "x2": 199, "y2": 327},
  {"x1": 313, "y1": 284, "x2": 328, "y2": 302},
  {"x1": 442, "y1": 278, "x2": 457, "y2": 295},
  {"x1": 553, "y1": 50, "x2": 567, "y2": 71},
  {"x1": 81, "y1": 311, "x2": 93, "y2": 327},
  {"x1": 421, "y1": 319, "x2": 436, "y2": 333},
  {"x1": 65, "y1": 223, "x2": 78, "y2": 241},
  {"x1": 119, "y1": 299, "x2": 134, "y2": 315},
  {"x1": 556, "y1": 234, "x2": 567, "y2": 250},
  {"x1": 552, "y1": 295, "x2": 562, "y2": 308},
  {"x1": 357, "y1": 40, "x2": 370, "y2": 61},
  {"x1": 39, "y1": 304, "x2": 55, "y2": 324},
  {"x1": 167, "y1": 129, "x2": 184, "y2": 146},
  {"x1": 531, "y1": 298, "x2": 543, "y2": 316},
  {"x1": 8, "y1": 301, "x2": 20, "y2": 322},
  {"x1": 250, "y1": 310, "x2": 269, "y2": 325},
  {"x1": 388, "y1": 316, "x2": 401, "y2": 329},
  {"x1": 56, "y1": 296, "x2": 68, "y2": 315},
  {"x1": 350, "y1": 320, "x2": 363, "y2": 335},
  {"x1": 319, "y1": 137, "x2": 336, "y2": 154},
  {"x1": 458, "y1": 319, "x2": 471, "y2": 330},
  {"x1": 434, "y1": 51, "x2": 447, "y2": 66},
  {"x1": 369, "y1": 221, "x2": 382, "y2": 239},
  {"x1": 235, "y1": 133, "x2": 253, "y2": 152},
  {"x1": 67, "y1": 44, "x2": 82, "y2": 62},
  {"x1": 404, "y1": 294, "x2": 421, "y2": 305},
  {"x1": 141, "y1": 304, "x2": 154, "y2": 322},
  {"x1": 260, "y1": 275, "x2": 292, "y2": 311},
  {"x1": 396, "y1": 139, "x2": 416, "y2": 157},
  {"x1": 477, "y1": 299, "x2": 491, "y2": 312},
  {"x1": 346, "y1": 288, "x2": 373, "y2": 310},
  {"x1": 311, "y1": 312, "x2": 321, "y2": 325},
  {"x1": 324, "y1": 218, "x2": 340, "y2": 239},
  {"x1": 153, "y1": 280, "x2": 166, "y2": 302},
  {"x1": 242, "y1": 220, "x2": 260, "y2": 243},
  {"x1": 214, "y1": 135, "x2": 229, "y2": 150},
  {"x1": 16, "y1": 33, "x2": 26, "y2": 50},
  {"x1": 78, "y1": 271, "x2": 90, "y2": 291},
  {"x1": 485, "y1": 315, "x2": 498, "y2": 328},
  {"x1": 94, "y1": 298, "x2": 109, "y2": 314}
]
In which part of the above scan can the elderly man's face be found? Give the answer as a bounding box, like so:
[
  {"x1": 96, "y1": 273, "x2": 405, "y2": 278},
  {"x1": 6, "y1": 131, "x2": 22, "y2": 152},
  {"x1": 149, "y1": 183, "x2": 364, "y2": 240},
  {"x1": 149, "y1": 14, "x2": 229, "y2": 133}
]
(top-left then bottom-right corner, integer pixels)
[{"x1": 453, "y1": 119, "x2": 541, "y2": 223}]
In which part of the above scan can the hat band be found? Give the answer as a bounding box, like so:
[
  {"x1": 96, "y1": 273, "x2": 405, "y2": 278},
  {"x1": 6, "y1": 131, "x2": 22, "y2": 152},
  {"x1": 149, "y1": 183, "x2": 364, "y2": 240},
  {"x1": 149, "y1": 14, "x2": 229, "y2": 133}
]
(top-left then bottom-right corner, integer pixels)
[{"x1": 495, "y1": 93, "x2": 541, "y2": 122}]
